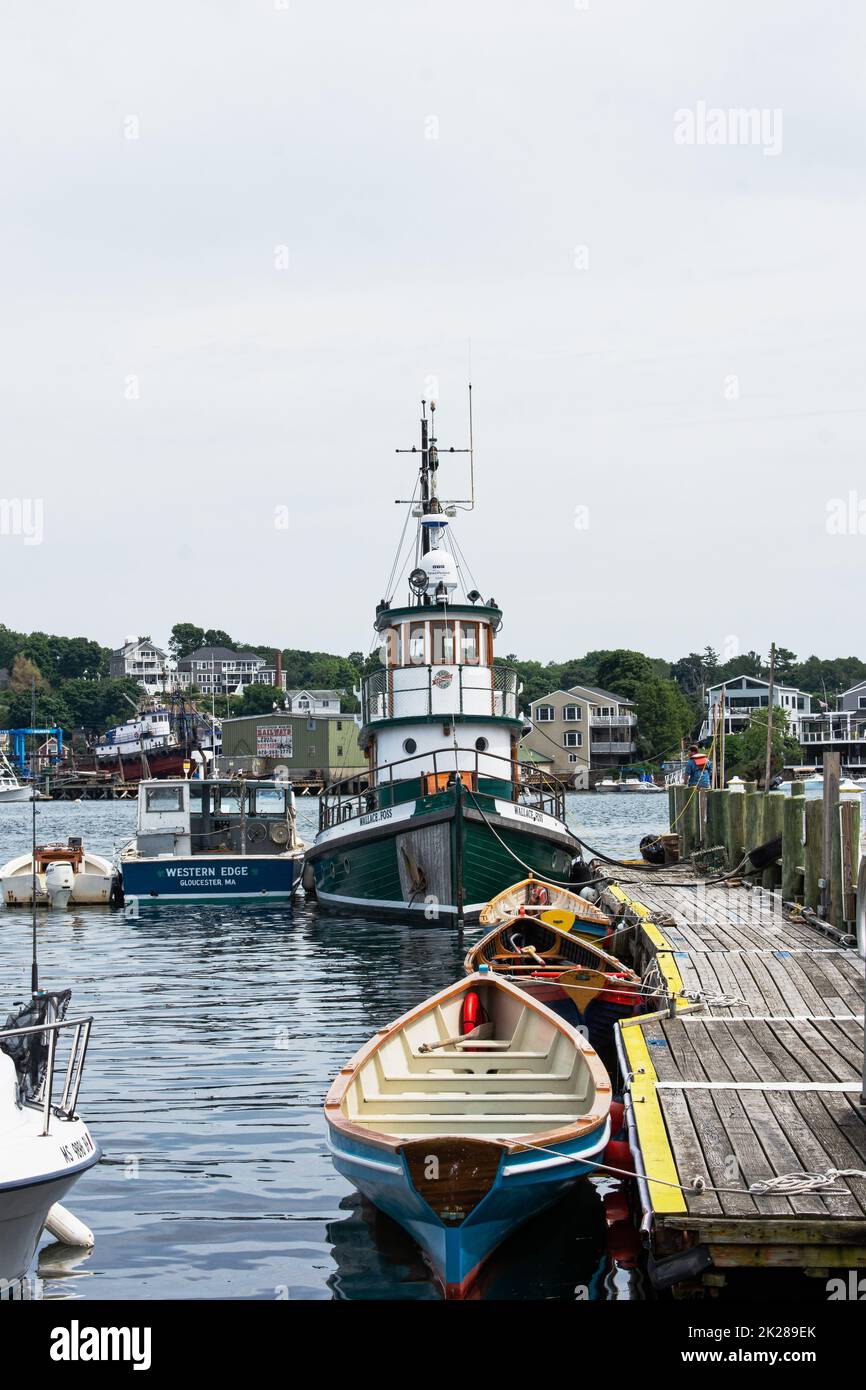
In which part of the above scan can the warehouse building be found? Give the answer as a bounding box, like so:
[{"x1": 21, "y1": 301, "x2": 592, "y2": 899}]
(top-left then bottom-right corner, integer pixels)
[{"x1": 216, "y1": 710, "x2": 367, "y2": 790}]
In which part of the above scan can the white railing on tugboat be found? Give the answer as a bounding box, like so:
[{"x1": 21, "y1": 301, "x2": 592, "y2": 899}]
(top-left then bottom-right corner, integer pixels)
[
  {"x1": 319, "y1": 746, "x2": 568, "y2": 833},
  {"x1": 361, "y1": 664, "x2": 520, "y2": 724},
  {"x1": 0, "y1": 1015, "x2": 93, "y2": 1136}
]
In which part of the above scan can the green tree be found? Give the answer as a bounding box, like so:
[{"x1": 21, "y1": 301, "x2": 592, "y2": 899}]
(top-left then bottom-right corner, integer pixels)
[
  {"x1": 169, "y1": 624, "x2": 205, "y2": 660},
  {"x1": 724, "y1": 708, "x2": 801, "y2": 785},
  {"x1": 5, "y1": 686, "x2": 71, "y2": 730},
  {"x1": 235, "y1": 684, "x2": 285, "y2": 716},
  {"x1": 594, "y1": 649, "x2": 654, "y2": 699},
  {"x1": 632, "y1": 675, "x2": 695, "y2": 762},
  {"x1": 57, "y1": 677, "x2": 142, "y2": 731},
  {"x1": 203, "y1": 628, "x2": 235, "y2": 650}
]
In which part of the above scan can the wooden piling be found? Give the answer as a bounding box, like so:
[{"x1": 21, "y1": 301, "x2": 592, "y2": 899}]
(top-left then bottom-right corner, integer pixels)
[
  {"x1": 839, "y1": 797, "x2": 860, "y2": 928},
  {"x1": 744, "y1": 790, "x2": 764, "y2": 864},
  {"x1": 762, "y1": 792, "x2": 785, "y2": 889},
  {"x1": 706, "y1": 788, "x2": 725, "y2": 852},
  {"x1": 782, "y1": 788, "x2": 805, "y2": 903},
  {"x1": 803, "y1": 799, "x2": 823, "y2": 913},
  {"x1": 820, "y1": 753, "x2": 841, "y2": 920},
  {"x1": 726, "y1": 790, "x2": 745, "y2": 870}
]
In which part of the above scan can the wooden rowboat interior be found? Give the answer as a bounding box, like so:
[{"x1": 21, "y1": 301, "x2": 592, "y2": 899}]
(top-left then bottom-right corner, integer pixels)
[
  {"x1": 338, "y1": 982, "x2": 602, "y2": 1143},
  {"x1": 478, "y1": 877, "x2": 610, "y2": 929},
  {"x1": 468, "y1": 919, "x2": 624, "y2": 974}
]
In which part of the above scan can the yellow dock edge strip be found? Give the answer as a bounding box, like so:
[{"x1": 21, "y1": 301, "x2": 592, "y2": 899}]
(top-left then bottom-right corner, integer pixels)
[
  {"x1": 608, "y1": 881, "x2": 688, "y2": 1215},
  {"x1": 605, "y1": 883, "x2": 687, "y2": 1006},
  {"x1": 619, "y1": 1021, "x2": 687, "y2": 1214}
]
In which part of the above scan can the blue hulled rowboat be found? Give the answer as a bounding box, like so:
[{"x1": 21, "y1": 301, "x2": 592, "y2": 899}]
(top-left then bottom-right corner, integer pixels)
[{"x1": 325, "y1": 972, "x2": 611, "y2": 1298}]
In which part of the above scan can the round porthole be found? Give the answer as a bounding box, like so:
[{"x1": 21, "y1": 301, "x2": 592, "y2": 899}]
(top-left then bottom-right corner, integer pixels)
[
  {"x1": 342, "y1": 858, "x2": 351, "y2": 875},
  {"x1": 475, "y1": 737, "x2": 488, "y2": 752},
  {"x1": 403, "y1": 738, "x2": 417, "y2": 754}
]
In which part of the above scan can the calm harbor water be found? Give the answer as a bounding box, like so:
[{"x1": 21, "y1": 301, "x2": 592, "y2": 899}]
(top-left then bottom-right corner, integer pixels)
[{"x1": 0, "y1": 793, "x2": 666, "y2": 1301}]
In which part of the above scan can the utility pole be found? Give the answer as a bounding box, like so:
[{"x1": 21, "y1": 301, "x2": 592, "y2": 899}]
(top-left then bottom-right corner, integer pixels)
[
  {"x1": 764, "y1": 642, "x2": 776, "y2": 790},
  {"x1": 719, "y1": 682, "x2": 727, "y2": 788}
]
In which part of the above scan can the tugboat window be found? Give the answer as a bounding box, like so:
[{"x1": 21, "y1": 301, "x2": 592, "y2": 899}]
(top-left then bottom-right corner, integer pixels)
[
  {"x1": 219, "y1": 789, "x2": 242, "y2": 816},
  {"x1": 403, "y1": 738, "x2": 417, "y2": 754},
  {"x1": 475, "y1": 737, "x2": 488, "y2": 752},
  {"x1": 408, "y1": 625, "x2": 426, "y2": 665},
  {"x1": 460, "y1": 622, "x2": 479, "y2": 665},
  {"x1": 430, "y1": 621, "x2": 455, "y2": 665}
]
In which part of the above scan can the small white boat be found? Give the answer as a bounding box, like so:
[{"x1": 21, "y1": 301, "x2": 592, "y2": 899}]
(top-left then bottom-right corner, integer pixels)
[
  {"x1": 0, "y1": 989, "x2": 99, "y2": 1282},
  {"x1": 1, "y1": 839, "x2": 121, "y2": 909},
  {"x1": 593, "y1": 777, "x2": 620, "y2": 794},
  {"x1": 0, "y1": 752, "x2": 33, "y2": 804},
  {"x1": 595, "y1": 774, "x2": 662, "y2": 793}
]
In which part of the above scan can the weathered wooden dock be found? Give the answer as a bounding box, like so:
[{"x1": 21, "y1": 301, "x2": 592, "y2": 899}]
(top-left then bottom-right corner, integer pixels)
[{"x1": 599, "y1": 866, "x2": 866, "y2": 1293}]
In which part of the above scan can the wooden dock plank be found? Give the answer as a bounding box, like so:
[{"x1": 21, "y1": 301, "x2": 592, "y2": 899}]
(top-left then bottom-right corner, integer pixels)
[{"x1": 600, "y1": 864, "x2": 866, "y2": 1278}]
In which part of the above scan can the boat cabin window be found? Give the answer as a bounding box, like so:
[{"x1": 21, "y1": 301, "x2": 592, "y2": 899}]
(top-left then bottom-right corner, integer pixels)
[
  {"x1": 459, "y1": 621, "x2": 480, "y2": 665},
  {"x1": 253, "y1": 787, "x2": 287, "y2": 815},
  {"x1": 146, "y1": 786, "x2": 183, "y2": 812},
  {"x1": 218, "y1": 788, "x2": 243, "y2": 816},
  {"x1": 430, "y1": 621, "x2": 456, "y2": 665}
]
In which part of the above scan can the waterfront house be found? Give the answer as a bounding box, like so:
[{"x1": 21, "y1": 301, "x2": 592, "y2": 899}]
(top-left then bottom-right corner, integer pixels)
[
  {"x1": 109, "y1": 637, "x2": 174, "y2": 695},
  {"x1": 700, "y1": 675, "x2": 811, "y2": 741},
  {"x1": 284, "y1": 689, "x2": 343, "y2": 715},
  {"x1": 798, "y1": 678, "x2": 866, "y2": 772},
  {"x1": 176, "y1": 646, "x2": 287, "y2": 697},
  {"x1": 522, "y1": 684, "x2": 638, "y2": 787}
]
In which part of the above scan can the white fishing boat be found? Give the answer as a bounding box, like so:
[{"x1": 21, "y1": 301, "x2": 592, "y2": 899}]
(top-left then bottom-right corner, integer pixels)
[
  {"x1": 0, "y1": 839, "x2": 121, "y2": 910},
  {"x1": 0, "y1": 752, "x2": 33, "y2": 804},
  {"x1": 119, "y1": 776, "x2": 304, "y2": 903},
  {"x1": 0, "y1": 993, "x2": 99, "y2": 1282}
]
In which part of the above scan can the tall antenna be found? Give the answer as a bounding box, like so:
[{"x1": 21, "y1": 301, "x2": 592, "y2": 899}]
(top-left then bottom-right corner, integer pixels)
[
  {"x1": 466, "y1": 382, "x2": 476, "y2": 511},
  {"x1": 30, "y1": 678, "x2": 38, "y2": 995}
]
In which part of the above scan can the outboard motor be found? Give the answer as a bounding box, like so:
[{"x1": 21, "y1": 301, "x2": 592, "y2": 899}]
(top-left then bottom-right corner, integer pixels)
[{"x1": 44, "y1": 861, "x2": 75, "y2": 911}]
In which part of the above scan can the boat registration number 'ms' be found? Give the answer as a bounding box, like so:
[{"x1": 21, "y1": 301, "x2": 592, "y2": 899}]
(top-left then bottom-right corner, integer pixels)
[{"x1": 60, "y1": 1131, "x2": 95, "y2": 1165}]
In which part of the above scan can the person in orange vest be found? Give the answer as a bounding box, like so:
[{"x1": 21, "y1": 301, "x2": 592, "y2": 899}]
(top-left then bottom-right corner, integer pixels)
[{"x1": 684, "y1": 744, "x2": 711, "y2": 787}]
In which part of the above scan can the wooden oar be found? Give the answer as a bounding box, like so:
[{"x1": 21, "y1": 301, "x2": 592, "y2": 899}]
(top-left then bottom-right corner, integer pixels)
[{"x1": 418, "y1": 1022, "x2": 494, "y2": 1053}]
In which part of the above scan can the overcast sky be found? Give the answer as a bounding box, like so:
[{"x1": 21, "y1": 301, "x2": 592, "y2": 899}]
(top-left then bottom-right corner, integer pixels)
[{"x1": 1, "y1": 1, "x2": 864, "y2": 667}]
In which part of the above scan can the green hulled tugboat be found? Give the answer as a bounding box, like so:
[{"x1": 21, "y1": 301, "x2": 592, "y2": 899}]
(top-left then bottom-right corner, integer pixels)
[{"x1": 305, "y1": 400, "x2": 581, "y2": 924}]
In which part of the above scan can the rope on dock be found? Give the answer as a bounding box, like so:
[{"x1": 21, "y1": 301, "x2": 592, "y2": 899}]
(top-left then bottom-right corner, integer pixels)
[{"x1": 499, "y1": 1135, "x2": 866, "y2": 1200}]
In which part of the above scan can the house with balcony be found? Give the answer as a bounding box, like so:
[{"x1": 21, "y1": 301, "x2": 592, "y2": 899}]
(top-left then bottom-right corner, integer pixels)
[
  {"x1": 109, "y1": 637, "x2": 174, "y2": 695},
  {"x1": 522, "y1": 684, "x2": 638, "y2": 787},
  {"x1": 176, "y1": 646, "x2": 287, "y2": 697},
  {"x1": 798, "y1": 678, "x2": 866, "y2": 772},
  {"x1": 700, "y1": 675, "x2": 811, "y2": 741}
]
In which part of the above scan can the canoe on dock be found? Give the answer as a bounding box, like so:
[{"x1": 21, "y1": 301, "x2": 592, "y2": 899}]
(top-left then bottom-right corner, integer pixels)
[
  {"x1": 464, "y1": 917, "x2": 642, "y2": 1053},
  {"x1": 325, "y1": 972, "x2": 611, "y2": 1298},
  {"x1": 478, "y1": 875, "x2": 613, "y2": 944}
]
